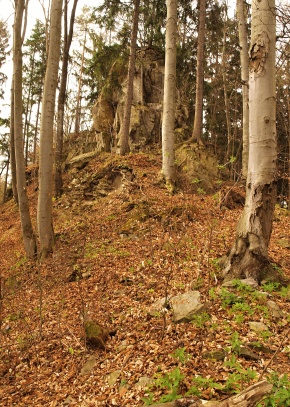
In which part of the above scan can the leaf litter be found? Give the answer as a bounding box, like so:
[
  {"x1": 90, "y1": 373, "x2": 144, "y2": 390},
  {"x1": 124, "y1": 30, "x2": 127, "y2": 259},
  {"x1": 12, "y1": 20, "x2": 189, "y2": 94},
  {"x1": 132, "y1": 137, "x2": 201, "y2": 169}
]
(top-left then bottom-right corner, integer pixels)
[{"x1": 0, "y1": 152, "x2": 290, "y2": 406}]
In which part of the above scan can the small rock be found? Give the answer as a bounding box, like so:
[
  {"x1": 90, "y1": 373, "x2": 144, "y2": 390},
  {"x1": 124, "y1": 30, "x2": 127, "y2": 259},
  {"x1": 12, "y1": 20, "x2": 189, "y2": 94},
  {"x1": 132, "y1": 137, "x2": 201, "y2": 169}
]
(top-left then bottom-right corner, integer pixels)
[
  {"x1": 148, "y1": 297, "x2": 170, "y2": 317},
  {"x1": 266, "y1": 300, "x2": 284, "y2": 318},
  {"x1": 134, "y1": 376, "x2": 153, "y2": 390},
  {"x1": 276, "y1": 238, "x2": 290, "y2": 248},
  {"x1": 249, "y1": 321, "x2": 268, "y2": 333},
  {"x1": 80, "y1": 355, "x2": 97, "y2": 376},
  {"x1": 239, "y1": 345, "x2": 259, "y2": 360},
  {"x1": 202, "y1": 350, "x2": 226, "y2": 361},
  {"x1": 170, "y1": 291, "x2": 205, "y2": 323},
  {"x1": 107, "y1": 370, "x2": 122, "y2": 386}
]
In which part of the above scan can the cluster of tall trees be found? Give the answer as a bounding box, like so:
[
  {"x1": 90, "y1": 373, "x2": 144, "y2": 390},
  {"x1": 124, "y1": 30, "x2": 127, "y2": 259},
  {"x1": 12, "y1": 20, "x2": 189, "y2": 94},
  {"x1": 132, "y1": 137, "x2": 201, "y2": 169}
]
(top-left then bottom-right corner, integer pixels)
[{"x1": 0, "y1": 0, "x2": 289, "y2": 282}]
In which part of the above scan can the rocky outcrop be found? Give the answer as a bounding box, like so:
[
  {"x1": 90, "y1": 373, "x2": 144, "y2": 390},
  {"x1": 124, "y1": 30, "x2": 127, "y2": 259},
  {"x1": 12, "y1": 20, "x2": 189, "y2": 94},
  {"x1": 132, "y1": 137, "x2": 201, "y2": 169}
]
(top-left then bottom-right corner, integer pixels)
[{"x1": 92, "y1": 47, "x2": 165, "y2": 152}]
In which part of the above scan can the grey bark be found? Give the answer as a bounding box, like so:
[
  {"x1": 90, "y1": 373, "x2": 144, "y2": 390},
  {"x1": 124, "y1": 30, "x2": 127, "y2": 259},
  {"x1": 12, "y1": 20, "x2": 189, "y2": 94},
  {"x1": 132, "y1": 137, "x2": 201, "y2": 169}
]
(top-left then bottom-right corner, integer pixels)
[
  {"x1": 161, "y1": 0, "x2": 177, "y2": 190},
  {"x1": 13, "y1": 0, "x2": 37, "y2": 258},
  {"x1": 55, "y1": 0, "x2": 78, "y2": 197},
  {"x1": 236, "y1": 0, "x2": 250, "y2": 178},
  {"x1": 223, "y1": 0, "x2": 279, "y2": 283},
  {"x1": 191, "y1": 0, "x2": 206, "y2": 145},
  {"x1": 117, "y1": 0, "x2": 140, "y2": 156},
  {"x1": 37, "y1": 0, "x2": 63, "y2": 258}
]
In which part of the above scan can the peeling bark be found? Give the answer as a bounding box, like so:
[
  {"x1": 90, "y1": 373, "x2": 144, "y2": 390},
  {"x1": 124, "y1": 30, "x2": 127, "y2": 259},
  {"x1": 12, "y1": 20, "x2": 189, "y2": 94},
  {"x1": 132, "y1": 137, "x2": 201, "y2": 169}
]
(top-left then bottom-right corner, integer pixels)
[{"x1": 223, "y1": 0, "x2": 279, "y2": 283}]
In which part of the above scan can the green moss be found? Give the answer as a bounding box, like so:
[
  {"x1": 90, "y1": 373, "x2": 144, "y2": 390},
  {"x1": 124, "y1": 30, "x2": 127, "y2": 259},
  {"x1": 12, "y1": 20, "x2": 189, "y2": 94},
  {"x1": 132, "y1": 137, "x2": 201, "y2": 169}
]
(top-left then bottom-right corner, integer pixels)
[{"x1": 84, "y1": 320, "x2": 109, "y2": 349}]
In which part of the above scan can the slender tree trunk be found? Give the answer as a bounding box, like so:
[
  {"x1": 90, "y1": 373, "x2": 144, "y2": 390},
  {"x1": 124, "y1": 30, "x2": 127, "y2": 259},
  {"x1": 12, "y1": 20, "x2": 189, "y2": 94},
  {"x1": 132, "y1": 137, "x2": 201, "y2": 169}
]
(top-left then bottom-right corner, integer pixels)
[
  {"x1": 9, "y1": 77, "x2": 18, "y2": 203},
  {"x1": 13, "y1": 0, "x2": 37, "y2": 258},
  {"x1": 55, "y1": 0, "x2": 78, "y2": 197},
  {"x1": 74, "y1": 29, "x2": 86, "y2": 134},
  {"x1": 117, "y1": 0, "x2": 140, "y2": 156},
  {"x1": 2, "y1": 159, "x2": 9, "y2": 203},
  {"x1": 33, "y1": 93, "x2": 41, "y2": 164},
  {"x1": 191, "y1": 0, "x2": 206, "y2": 145},
  {"x1": 236, "y1": 0, "x2": 249, "y2": 179},
  {"x1": 162, "y1": 0, "x2": 177, "y2": 191},
  {"x1": 24, "y1": 57, "x2": 35, "y2": 166},
  {"x1": 223, "y1": 0, "x2": 279, "y2": 284},
  {"x1": 37, "y1": 0, "x2": 63, "y2": 258},
  {"x1": 222, "y1": 27, "x2": 232, "y2": 162}
]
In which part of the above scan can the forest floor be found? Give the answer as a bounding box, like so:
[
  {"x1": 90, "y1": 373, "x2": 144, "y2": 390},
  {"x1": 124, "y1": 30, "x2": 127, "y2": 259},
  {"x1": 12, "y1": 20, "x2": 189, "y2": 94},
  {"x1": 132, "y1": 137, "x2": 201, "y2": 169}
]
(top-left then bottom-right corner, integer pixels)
[{"x1": 0, "y1": 152, "x2": 290, "y2": 407}]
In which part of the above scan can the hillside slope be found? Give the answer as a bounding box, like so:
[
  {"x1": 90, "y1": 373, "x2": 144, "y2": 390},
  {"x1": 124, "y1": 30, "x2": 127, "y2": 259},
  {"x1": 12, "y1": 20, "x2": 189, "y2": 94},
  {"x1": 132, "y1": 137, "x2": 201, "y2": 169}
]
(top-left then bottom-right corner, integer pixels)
[{"x1": 0, "y1": 152, "x2": 290, "y2": 406}]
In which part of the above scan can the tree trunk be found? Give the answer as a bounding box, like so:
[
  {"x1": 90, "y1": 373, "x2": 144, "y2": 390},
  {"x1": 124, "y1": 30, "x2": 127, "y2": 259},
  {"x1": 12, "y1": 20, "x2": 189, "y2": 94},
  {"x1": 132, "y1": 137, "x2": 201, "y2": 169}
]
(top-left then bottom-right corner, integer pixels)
[
  {"x1": 13, "y1": 0, "x2": 37, "y2": 258},
  {"x1": 55, "y1": 0, "x2": 78, "y2": 197},
  {"x1": 37, "y1": 0, "x2": 63, "y2": 258},
  {"x1": 222, "y1": 26, "x2": 232, "y2": 162},
  {"x1": 152, "y1": 380, "x2": 272, "y2": 407},
  {"x1": 2, "y1": 159, "x2": 9, "y2": 204},
  {"x1": 236, "y1": 0, "x2": 249, "y2": 179},
  {"x1": 191, "y1": 0, "x2": 206, "y2": 145},
  {"x1": 223, "y1": 0, "x2": 279, "y2": 283},
  {"x1": 9, "y1": 76, "x2": 18, "y2": 203},
  {"x1": 162, "y1": 0, "x2": 177, "y2": 190},
  {"x1": 33, "y1": 93, "x2": 41, "y2": 164},
  {"x1": 74, "y1": 29, "x2": 86, "y2": 135},
  {"x1": 117, "y1": 0, "x2": 140, "y2": 156}
]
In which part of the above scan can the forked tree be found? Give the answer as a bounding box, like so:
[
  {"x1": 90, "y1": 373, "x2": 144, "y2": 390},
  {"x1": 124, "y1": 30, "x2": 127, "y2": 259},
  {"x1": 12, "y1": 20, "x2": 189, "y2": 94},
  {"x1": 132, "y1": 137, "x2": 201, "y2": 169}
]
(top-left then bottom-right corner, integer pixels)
[{"x1": 223, "y1": 0, "x2": 281, "y2": 283}]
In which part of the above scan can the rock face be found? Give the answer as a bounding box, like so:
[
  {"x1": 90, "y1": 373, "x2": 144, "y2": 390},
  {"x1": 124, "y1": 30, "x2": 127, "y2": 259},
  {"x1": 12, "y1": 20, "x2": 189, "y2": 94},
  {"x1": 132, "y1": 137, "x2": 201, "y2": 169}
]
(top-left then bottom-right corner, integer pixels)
[{"x1": 92, "y1": 47, "x2": 165, "y2": 152}]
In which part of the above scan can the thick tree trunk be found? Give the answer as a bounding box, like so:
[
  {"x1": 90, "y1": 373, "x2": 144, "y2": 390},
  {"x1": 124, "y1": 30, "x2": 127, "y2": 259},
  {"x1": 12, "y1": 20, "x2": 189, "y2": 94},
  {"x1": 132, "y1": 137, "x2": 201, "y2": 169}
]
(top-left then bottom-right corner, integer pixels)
[
  {"x1": 13, "y1": 0, "x2": 37, "y2": 258},
  {"x1": 162, "y1": 0, "x2": 177, "y2": 190},
  {"x1": 55, "y1": 0, "x2": 78, "y2": 197},
  {"x1": 152, "y1": 381, "x2": 272, "y2": 407},
  {"x1": 223, "y1": 0, "x2": 279, "y2": 283},
  {"x1": 191, "y1": 0, "x2": 206, "y2": 145},
  {"x1": 236, "y1": 0, "x2": 249, "y2": 179},
  {"x1": 117, "y1": 0, "x2": 140, "y2": 156},
  {"x1": 37, "y1": 0, "x2": 63, "y2": 258}
]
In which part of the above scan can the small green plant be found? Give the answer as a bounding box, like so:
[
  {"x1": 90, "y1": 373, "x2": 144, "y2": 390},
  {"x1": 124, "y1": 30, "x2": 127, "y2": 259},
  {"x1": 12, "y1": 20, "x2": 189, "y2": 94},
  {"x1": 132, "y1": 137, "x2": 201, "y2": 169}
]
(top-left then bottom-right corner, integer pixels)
[
  {"x1": 209, "y1": 287, "x2": 217, "y2": 299},
  {"x1": 211, "y1": 258, "x2": 221, "y2": 271},
  {"x1": 231, "y1": 279, "x2": 254, "y2": 294},
  {"x1": 223, "y1": 355, "x2": 257, "y2": 392},
  {"x1": 197, "y1": 187, "x2": 206, "y2": 195},
  {"x1": 191, "y1": 277, "x2": 204, "y2": 290},
  {"x1": 191, "y1": 312, "x2": 211, "y2": 328},
  {"x1": 219, "y1": 288, "x2": 243, "y2": 307},
  {"x1": 230, "y1": 302, "x2": 254, "y2": 316},
  {"x1": 234, "y1": 313, "x2": 245, "y2": 324},
  {"x1": 227, "y1": 331, "x2": 243, "y2": 354},
  {"x1": 142, "y1": 367, "x2": 184, "y2": 405},
  {"x1": 257, "y1": 373, "x2": 290, "y2": 406},
  {"x1": 261, "y1": 281, "x2": 280, "y2": 293},
  {"x1": 191, "y1": 177, "x2": 202, "y2": 184},
  {"x1": 170, "y1": 347, "x2": 191, "y2": 365},
  {"x1": 279, "y1": 285, "x2": 290, "y2": 299},
  {"x1": 186, "y1": 375, "x2": 222, "y2": 398},
  {"x1": 258, "y1": 329, "x2": 272, "y2": 341}
]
